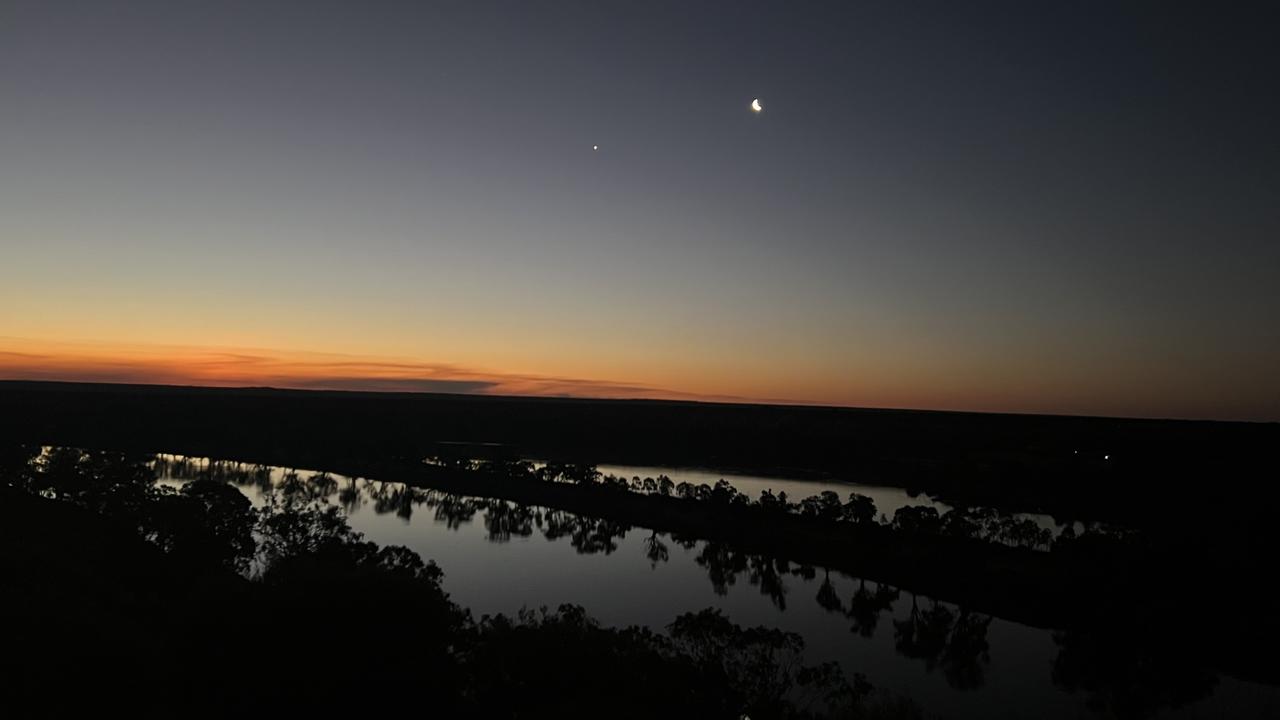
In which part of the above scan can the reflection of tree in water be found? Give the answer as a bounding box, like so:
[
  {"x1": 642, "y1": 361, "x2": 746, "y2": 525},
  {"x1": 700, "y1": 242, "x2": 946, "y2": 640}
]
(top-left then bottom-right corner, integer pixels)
[
  {"x1": 815, "y1": 570, "x2": 844, "y2": 614},
  {"x1": 1051, "y1": 629, "x2": 1217, "y2": 719},
  {"x1": 894, "y1": 597, "x2": 953, "y2": 664},
  {"x1": 146, "y1": 465, "x2": 999, "y2": 689},
  {"x1": 543, "y1": 510, "x2": 629, "y2": 554},
  {"x1": 893, "y1": 595, "x2": 993, "y2": 690},
  {"x1": 694, "y1": 542, "x2": 801, "y2": 610},
  {"x1": 152, "y1": 455, "x2": 273, "y2": 491},
  {"x1": 422, "y1": 490, "x2": 633, "y2": 554},
  {"x1": 941, "y1": 610, "x2": 993, "y2": 690},
  {"x1": 116, "y1": 451, "x2": 1001, "y2": 680},
  {"x1": 748, "y1": 555, "x2": 790, "y2": 610},
  {"x1": 338, "y1": 476, "x2": 363, "y2": 513},
  {"x1": 643, "y1": 530, "x2": 669, "y2": 568},
  {"x1": 425, "y1": 492, "x2": 478, "y2": 529},
  {"x1": 482, "y1": 500, "x2": 539, "y2": 542},
  {"x1": 848, "y1": 579, "x2": 900, "y2": 637},
  {"x1": 696, "y1": 542, "x2": 750, "y2": 595},
  {"x1": 8, "y1": 446, "x2": 907, "y2": 718},
  {"x1": 276, "y1": 471, "x2": 345, "y2": 508},
  {"x1": 309, "y1": 472, "x2": 339, "y2": 498},
  {"x1": 16, "y1": 446, "x2": 1257, "y2": 719},
  {"x1": 363, "y1": 480, "x2": 417, "y2": 521},
  {"x1": 352, "y1": 485, "x2": 636, "y2": 556}
]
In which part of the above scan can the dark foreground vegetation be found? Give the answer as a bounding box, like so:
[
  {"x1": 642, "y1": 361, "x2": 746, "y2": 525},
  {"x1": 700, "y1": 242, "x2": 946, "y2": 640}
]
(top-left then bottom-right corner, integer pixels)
[{"x1": 2, "y1": 446, "x2": 917, "y2": 719}]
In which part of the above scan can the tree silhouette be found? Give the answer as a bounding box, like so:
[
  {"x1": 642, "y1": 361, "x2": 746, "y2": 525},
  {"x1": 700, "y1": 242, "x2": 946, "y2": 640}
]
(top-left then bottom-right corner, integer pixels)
[
  {"x1": 801, "y1": 490, "x2": 844, "y2": 522},
  {"x1": 841, "y1": 493, "x2": 878, "y2": 524},
  {"x1": 758, "y1": 488, "x2": 787, "y2": 514},
  {"x1": 145, "y1": 479, "x2": 257, "y2": 572},
  {"x1": 667, "y1": 608, "x2": 866, "y2": 718},
  {"x1": 892, "y1": 505, "x2": 942, "y2": 534},
  {"x1": 0, "y1": 444, "x2": 38, "y2": 491},
  {"x1": 940, "y1": 508, "x2": 981, "y2": 539}
]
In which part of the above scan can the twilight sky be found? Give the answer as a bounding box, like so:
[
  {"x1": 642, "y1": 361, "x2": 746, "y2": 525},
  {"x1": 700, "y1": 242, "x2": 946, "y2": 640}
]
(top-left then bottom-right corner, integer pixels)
[{"x1": 2, "y1": 1, "x2": 1277, "y2": 420}]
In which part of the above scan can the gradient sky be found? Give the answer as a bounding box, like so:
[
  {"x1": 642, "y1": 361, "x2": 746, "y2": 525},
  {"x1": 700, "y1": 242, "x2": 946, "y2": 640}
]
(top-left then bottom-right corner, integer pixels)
[{"x1": 2, "y1": 1, "x2": 1278, "y2": 420}]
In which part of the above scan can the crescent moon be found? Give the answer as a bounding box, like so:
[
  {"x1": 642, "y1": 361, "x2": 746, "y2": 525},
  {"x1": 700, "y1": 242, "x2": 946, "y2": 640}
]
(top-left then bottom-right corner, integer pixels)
[{"x1": 750, "y1": 98, "x2": 763, "y2": 113}]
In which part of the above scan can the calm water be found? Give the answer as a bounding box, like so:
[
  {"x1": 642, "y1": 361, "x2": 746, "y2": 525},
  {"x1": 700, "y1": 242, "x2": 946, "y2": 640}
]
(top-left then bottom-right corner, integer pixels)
[
  {"x1": 595, "y1": 463, "x2": 1083, "y2": 536},
  {"x1": 156, "y1": 456, "x2": 1278, "y2": 719},
  {"x1": 595, "y1": 463, "x2": 936, "y2": 520}
]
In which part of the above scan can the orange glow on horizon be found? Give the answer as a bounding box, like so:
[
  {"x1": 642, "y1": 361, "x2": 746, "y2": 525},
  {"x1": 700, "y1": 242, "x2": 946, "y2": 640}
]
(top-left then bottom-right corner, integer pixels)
[
  {"x1": 1, "y1": 336, "x2": 1275, "y2": 421},
  {"x1": 0, "y1": 337, "x2": 767, "y2": 404}
]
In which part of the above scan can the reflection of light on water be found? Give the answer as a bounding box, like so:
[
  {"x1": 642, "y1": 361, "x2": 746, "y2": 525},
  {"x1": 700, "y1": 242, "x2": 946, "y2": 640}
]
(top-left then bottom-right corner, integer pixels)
[
  {"x1": 19, "y1": 447, "x2": 1276, "y2": 718},
  {"x1": 597, "y1": 462, "x2": 940, "y2": 518},
  {"x1": 558, "y1": 461, "x2": 1088, "y2": 540},
  {"x1": 134, "y1": 451, "x2": 1272, "y2": 719}
]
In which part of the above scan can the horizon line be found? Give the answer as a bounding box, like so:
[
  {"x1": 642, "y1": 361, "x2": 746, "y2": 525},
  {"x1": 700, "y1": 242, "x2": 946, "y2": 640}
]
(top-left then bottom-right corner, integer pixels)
[{"x1": 1, "y1": 377, "x2": 1271, "y2": 427}]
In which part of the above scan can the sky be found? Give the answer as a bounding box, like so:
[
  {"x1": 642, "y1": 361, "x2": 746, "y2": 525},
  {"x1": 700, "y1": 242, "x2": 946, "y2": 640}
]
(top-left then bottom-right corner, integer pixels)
[{"x1": 2, "y1": 1, "x2": 1278, "y2": 421}]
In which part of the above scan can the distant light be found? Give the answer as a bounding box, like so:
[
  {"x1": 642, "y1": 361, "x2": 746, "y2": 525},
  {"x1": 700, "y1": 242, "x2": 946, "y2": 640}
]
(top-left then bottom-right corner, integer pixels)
[
  {"x1": 592, "y1": 144, "x2": 599, "y2": 151},
  {"x1": 1104, "y1": 455, "x2": 1110, "y2": 460},
  {"x1": 1072, "y1": 450, "x2": 1077, "y2": 454}
]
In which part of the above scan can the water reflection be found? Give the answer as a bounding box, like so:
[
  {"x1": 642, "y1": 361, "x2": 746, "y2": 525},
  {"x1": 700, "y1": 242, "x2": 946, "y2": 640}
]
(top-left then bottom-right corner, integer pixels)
[
  {"x1": 892, "y1": 596, "x2": 993, "y2": 691},
  {"x1": 469, "y1": 457, "x2": 1116, "y2": 544},
  {"x1": 138, "y1": 452, "x2": 1261, "y2": 719},
  {"x1": 849, "y1": 580, "x2": 901, "y2": 638},
  {"x1": 482, "y1": 499, "x2": 536, "y2": 542},
  {"x1": 693, "y1": 542, "x2": 812, "y2": 611},
  {"x1": 643, "y1": 530, "x2": 669, "y2": 567},
  {"x1": 595, "y1": 463, "x2": 929, "y2": 519},
  {"x1": 151, "y1": 453, "x2": 991, "y2": 687}
]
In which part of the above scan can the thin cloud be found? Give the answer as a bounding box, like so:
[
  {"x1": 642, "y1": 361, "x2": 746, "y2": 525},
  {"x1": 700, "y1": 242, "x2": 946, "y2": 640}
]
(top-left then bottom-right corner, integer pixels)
[
  {"x1": 0, "y1": 338, "x2": 751, "y2": 403},
  {"x1": 284, "y1": 377, "x2": 499, "y2": 394}
]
